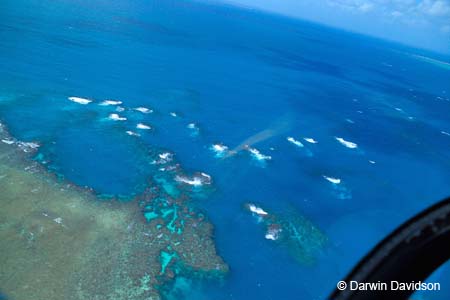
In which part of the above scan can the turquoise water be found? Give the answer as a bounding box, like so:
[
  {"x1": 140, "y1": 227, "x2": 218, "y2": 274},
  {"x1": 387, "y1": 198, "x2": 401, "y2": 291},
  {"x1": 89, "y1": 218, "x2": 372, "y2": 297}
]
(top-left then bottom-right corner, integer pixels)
[{"x1": 1, "y1": 0, "x2": 450, "y2": 299}]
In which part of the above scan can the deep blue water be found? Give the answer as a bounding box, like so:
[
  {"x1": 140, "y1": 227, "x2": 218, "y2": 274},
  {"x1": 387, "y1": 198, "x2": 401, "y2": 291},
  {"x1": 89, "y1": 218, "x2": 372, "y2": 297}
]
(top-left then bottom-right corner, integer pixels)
[{"x1": 1, "y1": 0, "x2": 450, "y2": 299}]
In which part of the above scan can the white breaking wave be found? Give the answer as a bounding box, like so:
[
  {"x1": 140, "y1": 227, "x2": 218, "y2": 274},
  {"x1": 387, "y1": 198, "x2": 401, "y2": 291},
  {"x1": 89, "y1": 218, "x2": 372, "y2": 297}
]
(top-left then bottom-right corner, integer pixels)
[
  {"x1": 136, "y1": 123, "x2": 151, "y2": 130},
  {"x1": 152, "y1": 152, "x2": 173, "y2": 165},
  {"x1": 1, "y1": 139, "x2": 15, "y2": 145},
  {"x1": 16, "y1": 141, "x2": 40, "y2": 153},
  {"x1": 159, "y1": 165, "x2": 177, "y2": 172},
  {"x1": 1, "y1": 137, "x2": 40, "y2": 151},
  {"x1": 99, "y1": 100, "x2": 122, "y2": 106},
  {"x1": 116, "y1": 106, "x2": 125, "y2": 112},
  {"x1": 441, "y1": 131, "x2": 450, "y2": 136},
  {"x1": 68, "y1": 96, "x2": 92, "y2": 105},
  {"x1": 247, "y1": 203, "x2": 268, "y2": 216},
  {"x1": 159, "y1": 152, "x2": 172, "y2": 161},
  {"x1": 335, "y1": 137, "x2": 358, "y2": 149},
  {"x1": 170, "y1": 112, "x2": 178, "y2": 117},
  {"x1": 108, "y1": 113, "x2": 127, "y2": 121},
  {"x1": 134, "y1": 107, "x2": 153, "y2": 114},
  {"x1": 187, "y1": 123, "x2": 200, "y2": 136},
  {"x1": 126, "y1": 131, "x2": 140, "y2": 137},
  {"x1": 287, "y1": 136, "x2": 304, "y2": 147},
  {"x1": 20, "y1": 142, "x2": 39, "y2": 149},
  {"x1": 210, "y1": 143, "x2": 229, "y2": 157},
  {"x1": 265, "y1": 227, "x2": 282, "y2": 241},
  {"x1": 303, "y1": 137, "x2": 318, "y2": 144},
  {"x1": 323, "y1": 175, "x2": 341, "y2": 184},
  {"x1": 200, "y1": 172, "x2": 211, "y2": 181},
  {"x1": 175, "y1": 175, "x2": 203, "y2": 186},
  {"x1": 175, "y1": 172, "x2": 212, "y2": 187},
  {"x1": 248, "y1": 147, "x2": 272, "y2": 161},
  {"x1": 53, "y1": 217, "x2": 63, "y2": 224}
]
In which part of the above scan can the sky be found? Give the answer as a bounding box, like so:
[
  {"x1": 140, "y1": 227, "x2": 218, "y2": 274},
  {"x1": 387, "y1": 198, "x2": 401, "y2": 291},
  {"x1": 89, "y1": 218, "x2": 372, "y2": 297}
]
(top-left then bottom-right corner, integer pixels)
[{"x1": 217, "y1": 0, "x2": 450, "y2": 54}]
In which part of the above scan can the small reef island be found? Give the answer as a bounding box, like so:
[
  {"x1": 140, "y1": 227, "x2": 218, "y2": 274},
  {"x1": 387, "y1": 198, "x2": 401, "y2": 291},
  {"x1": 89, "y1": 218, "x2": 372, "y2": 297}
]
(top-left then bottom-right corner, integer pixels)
[{"x1": 0, "y1": 121, "x2": 228, "y2": 300}]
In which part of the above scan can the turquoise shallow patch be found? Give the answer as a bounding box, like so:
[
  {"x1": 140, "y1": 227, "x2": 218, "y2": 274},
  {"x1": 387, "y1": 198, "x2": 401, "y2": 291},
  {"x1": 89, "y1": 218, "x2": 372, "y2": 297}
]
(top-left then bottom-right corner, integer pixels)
[
  {"x1": 161, "y1": 208, "x2": 174, "y2": 218},
  {"x1": 144, "y1": 211, "x2": 159, "y2": 222},
  {"x1": 34, "y1": 152, "x2": 45, "y2": 162},
  {"x1": 166, "y1": 206, "x2": 178, "y2": 234},
  {"x1": 177, "y1": 220, "x2": 185, "y2": 235},
  {"x1": 160, "y1": 251, "x2": 177, "y2": 275},
  {"x1": 154, "y1": 176, "x2": 180, "y2": 198}
]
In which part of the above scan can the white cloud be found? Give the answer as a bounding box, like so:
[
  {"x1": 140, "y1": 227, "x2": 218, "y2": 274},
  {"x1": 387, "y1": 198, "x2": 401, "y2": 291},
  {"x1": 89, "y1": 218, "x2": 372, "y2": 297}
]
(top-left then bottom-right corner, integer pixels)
[
  {"x1": 223, "y1": 0, "x2": 450, "y2": 52},
  {"x1": 327, "y1": 0, "x2": 375, "y2": 13},
  {"x1": 391, "y1": 11, "x2": 403, "y2": 17},
  {"x1": 327, "y1": 0, "x2": 450, "y2": 27},
  {"x1": 407, "y1": 0, "x2": 450, "y2": 17},
  {"x1": 327, "y1": 0, "x2": 450, "y2": 15},
  {"x1": 359, "y1": 2, "x2": 374, "y2": 12},
  {"x1": 427, "y1": 0, "x2": 450, "y2": 16}
]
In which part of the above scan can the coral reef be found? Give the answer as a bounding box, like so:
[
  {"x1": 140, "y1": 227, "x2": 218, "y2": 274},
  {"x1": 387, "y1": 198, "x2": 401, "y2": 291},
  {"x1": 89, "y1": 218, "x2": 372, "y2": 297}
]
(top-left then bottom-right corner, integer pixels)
[
  {"x1": 0, "y1": 123, "x2": 227, "y2": 300},
  {"x1": 245, "y1": 202, "x2": 327, "y2": 265}
]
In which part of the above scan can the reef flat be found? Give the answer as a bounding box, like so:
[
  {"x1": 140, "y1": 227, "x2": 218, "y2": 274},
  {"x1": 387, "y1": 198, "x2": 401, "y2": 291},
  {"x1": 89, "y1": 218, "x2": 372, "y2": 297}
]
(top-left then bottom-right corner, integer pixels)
[{"x1": 0, "y1": 123, "x2": 227, "y2": 300}]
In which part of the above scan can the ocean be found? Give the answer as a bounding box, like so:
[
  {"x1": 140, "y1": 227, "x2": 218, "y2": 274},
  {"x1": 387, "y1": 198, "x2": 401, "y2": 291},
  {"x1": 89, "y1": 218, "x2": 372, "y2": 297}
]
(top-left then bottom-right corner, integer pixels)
[{"x1": 1, "y1": 0, "x2": 450, "y2": 299}]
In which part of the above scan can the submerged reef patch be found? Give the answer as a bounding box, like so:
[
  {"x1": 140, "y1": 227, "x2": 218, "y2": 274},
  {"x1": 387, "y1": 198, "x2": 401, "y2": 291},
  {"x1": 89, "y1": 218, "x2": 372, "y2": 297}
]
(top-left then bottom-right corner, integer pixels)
[
  {"x1": 0, "y1": 122, "x2": 227, "y2": 300},
  {"x1": 244, "y1": 202, "x2": 328, "y2": 265}
]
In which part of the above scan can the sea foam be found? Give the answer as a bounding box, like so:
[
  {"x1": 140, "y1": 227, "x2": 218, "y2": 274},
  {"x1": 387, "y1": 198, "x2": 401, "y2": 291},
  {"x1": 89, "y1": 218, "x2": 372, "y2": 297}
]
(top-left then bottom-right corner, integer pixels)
[
  {"x1": 134, "y1": 107, "x2": 153, "y2": 114},
  {"x1": 287, "y1": 137, "x2": 304, "y2": 147},
  {"x1": 247, "y1": 203, "x2": 268, "y2": 216},
  {"x1": 335, "y1": 137, "x2": 358, "y2": 149},
  {"x1": 126, "y1": 131, "x2": 140, "y2": 137},
  {"x1": 304, "y1": 138, "x2": 318, "y2": 144},
  {"x1": 68, "y1": 96, "x2": 92, "y2": 105},
  {"x1": 99, "y1": 100, "x2": 122, "y2": 106},
  {"x1": 323, "y1": 175, "x2": 341, "y2": 184},
  {"x1": 176, "y1": 176, "x2": 202, "y2": 186},
  {"x1": 187, "y1": 123, "x2": 200, "y2": 136},
  {"x1": 187, "y1": 123, "x2": 197, "y2": 129},
  {"x1": 136, "y1": 123, "x2": 151, "y2": 130},
  {"x1": 108, "y1": 113, "x2": 127, "y2": 121},
  {"x1": 265, "y1": 226, "x2": 282, "y2": 241},
  {"x1": 152, "y1": 152, "x2": 173, "y2": 165},
  {"x1": 210, "y1": 143, "x2": 229, "y2": 158},
  {"x1": 16, "y1": 141, "x2": 40, "y2": 153},
  {"x1": 175, "y1": 172, "x2": 212, "y2": 186},
  {"x1": 248, "y1": 147, "x2": 272, "y2": 161},
  {"x1": 1, "y1": 139, "x2": 15, "y2": 145}
]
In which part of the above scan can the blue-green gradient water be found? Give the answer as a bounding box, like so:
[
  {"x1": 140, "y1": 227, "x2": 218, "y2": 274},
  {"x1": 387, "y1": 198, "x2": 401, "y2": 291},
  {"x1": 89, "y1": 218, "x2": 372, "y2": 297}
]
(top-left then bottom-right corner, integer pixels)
[{"x1": 1, "y1": 0, "x2": 450, "y2": 299}]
